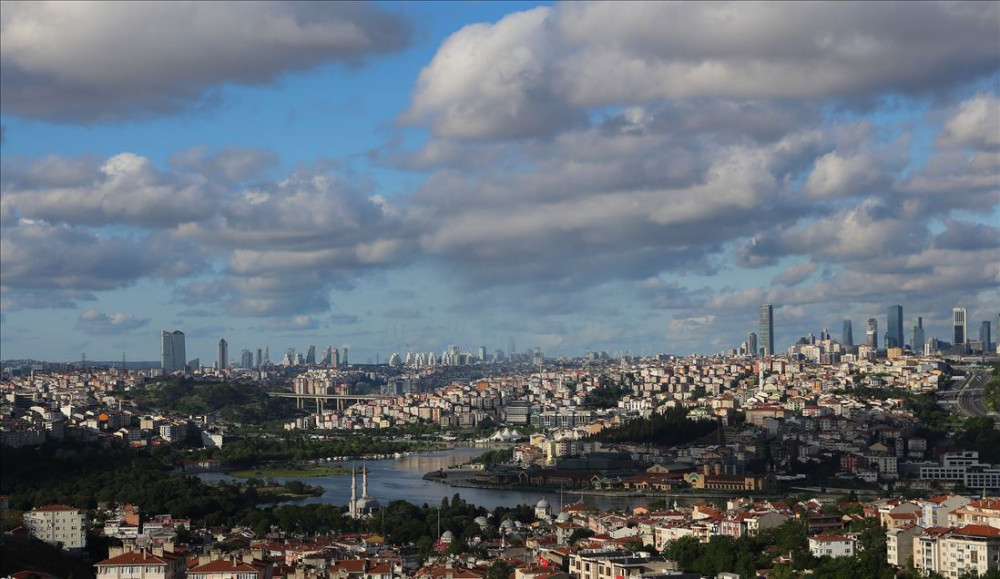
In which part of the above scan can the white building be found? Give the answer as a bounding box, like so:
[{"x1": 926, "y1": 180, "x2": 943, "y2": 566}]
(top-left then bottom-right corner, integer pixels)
[
  {"x1": 808, "y1": 534, "x2": 856, "y2": 558},
  {"x1": 24, "y1": 504, "x2": 86, "y2": 550}
]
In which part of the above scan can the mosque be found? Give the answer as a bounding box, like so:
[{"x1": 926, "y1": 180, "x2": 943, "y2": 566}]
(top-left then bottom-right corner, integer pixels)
[{"x1": 348, "y1": 463, "x2": 380, "y2": 519}]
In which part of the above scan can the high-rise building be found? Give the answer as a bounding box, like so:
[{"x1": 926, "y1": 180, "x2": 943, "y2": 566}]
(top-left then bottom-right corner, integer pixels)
[
  {"x1": 331, "y1": 347, "x2": 340, "y2": 368},
  {"x1": 306, "y1": 345, "x2": 316, "y2": 365},
  {"x1": 759, "y1": 304, "x2": 774, "y2": 357},
  {"x1": 160, "y1": 330, "x2": 186, "y2": 373},
  {"x1": 241, "y1": 349, "x2": 253, "y2": 368},
  {"x1": 746, "y1": 332, "x2": 758, "y2": 358},
  {"x1": 217, "y1": 338, "x2": 228, "y2": 370},
  {"x1": 262, "y1": 346, "x2": 270, "y2": 365},
  {"x1": 842, "y1": 319, "x2": 854, "y2": 347},
  {"x1": 887, "y1": 305, "x2": 904, "y2": 349},
  {"x1": 255, "y1": 348, "x2": 262, "y2": 368},
  {"x1": 342, "y1": 347, "x2": 349, "y2": 366},
  {"x1": 866, "y1": 318, "x2": 878, "y2": 349},
  {"x1": 953, "y1": 308, "x2": 967, "y2": 345},
  {"x1": 980, "y1": 321, "x2": 992, "y2": 354},
  {"x1": 911, "y1": 317, "x2": 925, "y2": 354}
]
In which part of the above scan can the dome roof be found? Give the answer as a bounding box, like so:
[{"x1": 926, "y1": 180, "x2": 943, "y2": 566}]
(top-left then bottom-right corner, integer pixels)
[
  {"x1": 536, "y1": 498, "x2": 550, "y2": 509},
  {"x1": 474, "y1": 516, "x2": 489, "y2": 526},
  {"x1": 500, "y1": 519, "x2": 516, "y2": 530},
  {"x1": 441, "y1": 530, "x2": 455, "y2": 540},
  {"x1": 556, "y1": 512, "x2": 571, "y2": 522},
  {"x1": 356, "y1": 496, "x2": 380, "y2": 510}
]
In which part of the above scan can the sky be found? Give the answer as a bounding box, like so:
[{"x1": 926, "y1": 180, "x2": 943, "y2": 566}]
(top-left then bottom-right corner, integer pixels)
[{"x1": 1, "y1": 1, "x2": 999, "y2": 364}]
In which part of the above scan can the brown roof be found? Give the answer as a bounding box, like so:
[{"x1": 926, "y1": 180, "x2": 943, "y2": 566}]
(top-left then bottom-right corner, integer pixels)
[
  {"x1": 189, "y1": 559, "x2": 266, "y2": 573},
  {"x1": 30, "y1": 504, "x2": 84, "y2": 513},
  {"x1": 97, "y1": 551, "x2": 180, "y2": 566}
]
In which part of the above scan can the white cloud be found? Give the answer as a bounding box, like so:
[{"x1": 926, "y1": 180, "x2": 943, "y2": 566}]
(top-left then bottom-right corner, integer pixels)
[
  {"x1": 76, "y1": 309, "x2": 149, "y2": 334},
  {"x1": 405, "y1": 1, "x2": 999, "y2": 139},
  {"x1": 1, "y1": 2, "x2": 413, "y2": 122}
]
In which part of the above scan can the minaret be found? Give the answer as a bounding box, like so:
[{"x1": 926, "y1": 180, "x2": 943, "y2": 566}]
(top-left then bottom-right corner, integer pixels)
[
  {"x1": 362, "y1": 461, "x2": 369, "y2": 500},
  {"x1": 350, "y1": 465, "x2": 357, "y2": 519}
]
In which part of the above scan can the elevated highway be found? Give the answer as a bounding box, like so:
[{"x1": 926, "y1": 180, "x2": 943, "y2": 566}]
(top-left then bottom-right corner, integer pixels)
[{"x1": 267, "y1": 391, "x2": 385, "y2": 412}]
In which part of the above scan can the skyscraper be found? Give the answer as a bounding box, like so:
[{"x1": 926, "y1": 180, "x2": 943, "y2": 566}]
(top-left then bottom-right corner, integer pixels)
[
  {"x1": 953, "y1": 307, "x2": 967, "y2": 345},
  {"x1": 331, "y1": 347, "x2": 340, "y2": 368},
  {"x1": 911, "y1": 317, "x2": 925, "y2": 354},
  {"x1": 241, "y1": 349, "x2": 253, "y2": 368},
  {"x1": 866, "y1": 318, "x2": 878, "y2": 349},
  {"x1": 255, "y1": 348, "x2": 262, "y2": 368},
  {"x1": 886, "y1": 305, "x2": 903, "y2": 349},
  {"x1": 161, "y1": 330, "x2": 186, "y2": 373},
  {"x1": 746, "y1": 332, "x2": 758, "y2": 358},
  {"x1": 980, "y1": 321, "x2": 992, "y2": 354},
  {"x1": 842, "y1": 319, "x2": 853, "y2": 347},
  {"x1": 759, "y1": 304, "x2": 774, "y2": 357},
  {"x1": 217, "y1": 338, "x2": 228, "y2": 370},
  {"x1": 306, "y1": 345, "x2": 316, "y2": 365}
]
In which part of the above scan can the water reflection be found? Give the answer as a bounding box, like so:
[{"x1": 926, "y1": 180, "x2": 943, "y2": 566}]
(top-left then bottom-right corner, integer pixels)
[{"x1": 198, "y1": 447, "x2": 701, "y2": 512}]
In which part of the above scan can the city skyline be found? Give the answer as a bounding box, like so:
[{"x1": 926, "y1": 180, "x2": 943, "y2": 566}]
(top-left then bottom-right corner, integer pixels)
[{"x1": 1, "y1": 2, "x2": 998, "y2": 362}]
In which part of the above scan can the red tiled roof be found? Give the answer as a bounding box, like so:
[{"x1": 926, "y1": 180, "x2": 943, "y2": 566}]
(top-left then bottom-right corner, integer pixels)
[
  {"x1": 952, "y1": 525, "x2": 1000, "y2": 538},
  {"x1": 98, "y1": 551, "x2": 180, "y2": 566}
]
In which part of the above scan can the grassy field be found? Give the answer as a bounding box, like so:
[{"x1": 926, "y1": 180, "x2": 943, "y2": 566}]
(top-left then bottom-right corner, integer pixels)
[{"x1": 229, "y1": 465, "x2": 352, "y2": 478}]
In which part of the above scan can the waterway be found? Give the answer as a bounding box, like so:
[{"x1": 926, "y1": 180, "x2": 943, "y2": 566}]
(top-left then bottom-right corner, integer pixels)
[{"x1": 197, "y1": 447, "x2": 704, "y2": 512}]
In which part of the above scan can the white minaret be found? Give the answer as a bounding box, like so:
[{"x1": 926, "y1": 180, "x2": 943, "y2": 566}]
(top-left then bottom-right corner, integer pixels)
[
  {"x1": 362, "y1": 461, "x2": 369, "y2": 498},
  {"x1": 350, "y1": 465, "x2": 357, "y2": 519}
]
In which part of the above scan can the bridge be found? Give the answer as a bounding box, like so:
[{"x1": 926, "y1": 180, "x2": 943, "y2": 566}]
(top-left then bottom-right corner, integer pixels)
[{"x1": 267, "y1": 392, "x2": 386, "y2": 412}]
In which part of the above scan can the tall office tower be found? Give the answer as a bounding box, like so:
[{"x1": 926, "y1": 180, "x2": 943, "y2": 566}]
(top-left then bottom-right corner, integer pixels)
[
  {"x1": 759, "y1": 304, "x2": 774, "y2": 357},
  {"x1": 306, "y1": 345, "x2": 316, "y2": 365},
  {"x1": 217, "y1": 338, "x2": 228, "y2": 370},
  {"x1": 842, "y1": 319, "x2": 854, "y2": 346},
  {"x1": 321, "y1": 346, "x2": 332, "y2": 366},
  {"x1": 262, "y1": 347, "x2": 270, "y2": 365},
  {"x1": 980, "y1": 321, "x2": 992, "y2": 354},
  {"x1": 866, "y1": 318, "x2": 878, "y2": 349},
  {"x1": 342, "y1": 347, "x2": 348, "y2": 366},
  {"x1": 241, "y1": 349, "x2": 253, "y2": 368},
  {"x1": 887, "y1": 305, "x2": 904, "y2": 349},
  {"x1": 820, "y1": 328, "x2": 830, "y2": 341},
  {"x1": 331, "y1": 347, "x2": 340, "y2": 368},
  {"x1": 284, "y1": 348, "x2": 295, "y2": 366},
  {"x1": 747, "y1": 332, "x2": 758, "y2": 358},
  {"x1": 478, "y1": 346, "x2": 487, "y2": 361},
  {"x1": 255, "y1": 348, "x2": 262, "y2": 369},
  {"x1": 161, "y1": 330, "x2": 186, "y2": 373},
  {"x1": 953, "y1": 308, "x2": 967, "y2": 345},
  {"x1": 508, "y1": 338, "x2": 516, "y2": 362},
  {"x1": 911, "y1": 317, "x2": 925, "y2": 354}
]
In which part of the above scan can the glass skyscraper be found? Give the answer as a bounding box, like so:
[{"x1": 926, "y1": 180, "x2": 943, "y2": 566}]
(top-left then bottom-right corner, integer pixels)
[
  {"x1": 842, "y1": 319, "x2": 853, "y2": 347},
  {"x1": 911, "y1": 317, "x2": 924, "y2": 354},
  {"x1": 217, "y1": 338, "x2": 228, "y2": 370},
  {"x1": 953, "y1": 307, "x2": 967, "y2": 345},
  {"x1": 161, "y1": 330, "x2": 186, "y2": 373},
  {"x1": 759, "y1": 304, "x2": 774, "y2": 357},
  {"x1": 886, "y1": 305, "x2": 903, "y2": 349}
]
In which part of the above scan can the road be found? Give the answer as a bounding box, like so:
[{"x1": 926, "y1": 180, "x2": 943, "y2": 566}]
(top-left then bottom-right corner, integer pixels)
[{"x1": 954, "y1": 370, "x2": 999, "y2": 425}]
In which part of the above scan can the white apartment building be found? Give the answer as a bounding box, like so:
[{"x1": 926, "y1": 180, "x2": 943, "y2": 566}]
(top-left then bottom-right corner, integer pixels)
[
  {"x1": 24, "y1": 504, "x2": 86, "y2": 550},
  {"x1": 937, "y1": 525, "x2": 1000, "y2": 579},
  {"x1": 808, "y1": 534, "x2": 856, "y2": 558}
]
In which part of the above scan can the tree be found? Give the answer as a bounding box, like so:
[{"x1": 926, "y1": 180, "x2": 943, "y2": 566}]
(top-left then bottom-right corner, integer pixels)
[{"x1": 486, "y1": 560, "x2": 513, "y2": 579}]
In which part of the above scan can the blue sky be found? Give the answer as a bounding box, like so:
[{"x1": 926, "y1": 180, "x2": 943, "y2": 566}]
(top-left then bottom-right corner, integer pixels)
[{"x1": 1, "y1": 1, "x2": 998, "y2": 363}]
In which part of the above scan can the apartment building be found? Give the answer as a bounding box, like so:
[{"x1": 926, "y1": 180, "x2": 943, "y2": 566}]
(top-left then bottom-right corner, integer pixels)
[{"x1": 24, "y1": 504, "x2": 86, "y2": 550}]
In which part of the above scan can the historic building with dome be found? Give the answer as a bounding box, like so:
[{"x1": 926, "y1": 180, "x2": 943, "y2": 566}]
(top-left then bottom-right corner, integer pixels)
[{"x1": 348, "y1": 463, "x2": 381, "y2": 519}]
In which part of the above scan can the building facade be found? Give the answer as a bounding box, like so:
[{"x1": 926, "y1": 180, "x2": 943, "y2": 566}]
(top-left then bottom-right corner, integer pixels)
[
  {"x1": 759, "y1": 304, "x2": 774, "y2": 357},
  {"x1": 160, "y1": 330, "x2": 186, "y2": 373},
  {"x1": 24, "y1": 504, "x2": 87, "y2": 550}
]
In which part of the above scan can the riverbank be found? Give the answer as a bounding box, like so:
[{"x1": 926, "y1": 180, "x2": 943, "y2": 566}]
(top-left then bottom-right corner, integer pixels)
[
  {"x1": 230, "y1": 465, "x2": 352, "y2": 478},
  {"x1": 421, "y1": 469, "x2": 790, "y2": 500}
]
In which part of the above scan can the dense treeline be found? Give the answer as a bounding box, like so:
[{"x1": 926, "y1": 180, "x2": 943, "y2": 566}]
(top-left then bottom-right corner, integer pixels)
[
  {"x1": 124, "y1": 377, "x2": 301, "y2": 424},
  {"x1": 192, "y1": 433, "x2": 423, "y2": 467},
  {"x1": 588, "y1": 407, "x2": 716, "y2": 445},
  {"x1": 984, "y1": 364, "x2": 1000, "y2": 412},
  {"x1": 583, "y1": 382, "x2": 630, "y2": 409},
  {"x1": 664, "y1": 519, "x2": 900, "y2": 579}
]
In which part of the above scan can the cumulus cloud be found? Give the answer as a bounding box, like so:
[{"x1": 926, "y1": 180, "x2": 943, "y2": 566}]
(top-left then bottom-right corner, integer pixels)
[
  {"x1": 938, "y1": 94, "x2": 1000, "y2": 149},
  {"x1": 405, "y1": 1, "x2": 999, "y2": 139},
  {"x1": 76, "y1": 309, "x2": 149, "y2": 334},
  {"x1": 773, "y1": 262, "x2": 819, "y2": 287},
  {"x1": 261, "y1": 315, "x2": 319, "y2": 331},
  {"x1": 1, "y1": 153, "x2": 218, "y2": 227},
  {"x1": 1, "y1": 1, "x2": 413, "y2": 122}
]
